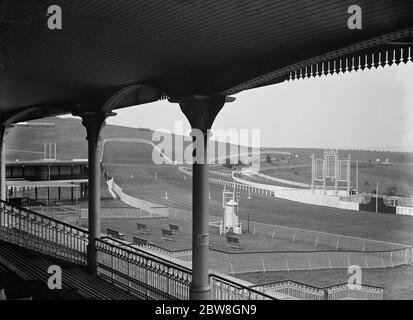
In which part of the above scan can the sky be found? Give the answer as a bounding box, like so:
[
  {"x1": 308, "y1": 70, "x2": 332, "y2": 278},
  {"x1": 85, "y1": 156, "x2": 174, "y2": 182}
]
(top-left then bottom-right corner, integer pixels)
[{"x1": 97, "y1": 62, "x2": 413, "y2": 151}]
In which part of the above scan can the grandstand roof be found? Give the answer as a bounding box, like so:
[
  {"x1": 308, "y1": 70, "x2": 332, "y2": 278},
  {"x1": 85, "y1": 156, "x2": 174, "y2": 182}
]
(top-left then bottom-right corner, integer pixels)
[{"x1": 1, "y1": 1, "x2": 413, "y2": 122}]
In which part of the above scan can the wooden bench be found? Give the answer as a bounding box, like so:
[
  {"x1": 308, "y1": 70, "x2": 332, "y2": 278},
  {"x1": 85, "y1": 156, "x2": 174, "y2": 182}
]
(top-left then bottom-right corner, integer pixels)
[
  {"x1": 161, "y1": 228, "x2": 177, "y2": 241},
  {"x1": 169, "y1": 224, "x2": 182, "y2": 235},
  {"x1": 136, "y1": 223, "x2": 151, "y2": 235},
  {"x1": 226, "y1": 235, "x2": 242, "y2": 249},
  {"x1": 132, "y1": 236, "x2": 149, "y2": 246},
  {"x1": 106, "y1": 228, "x2": 125, "y2": 241}
]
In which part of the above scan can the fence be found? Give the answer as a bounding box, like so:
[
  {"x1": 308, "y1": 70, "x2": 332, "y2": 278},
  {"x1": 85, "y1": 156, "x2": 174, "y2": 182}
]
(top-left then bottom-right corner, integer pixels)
[
  {"x1": 165, "y1": 207, "x2": 412, "y2": 253},
  {"x1": 81, "y1": 207, "x2": 165, "y2": 219},
  {"x1": 95, "y1": 237, "x2": 273, "y2": 300},
  {"x1": 107, "y1": 177, "x2": 169, "y2": 217},
  {"x1": 178, "y1": 166, "x2": 274, "y2": 198},
  {"x1": 209, "y1": 170, "x2": 233, "y2": 179},
  {"x1": 24, "y1": 203, "x2": 81, "y2": 226},
  {"x1": 363, "y1": 193, "x2": 413, "y2": 208},
  {"x1": 227, "y1": 219, "x2": 413, "y2": 272},
  {"x1": 245, "y1": 170, "x2": 311, "y2": 189},
  {"x1": 96, "y1": 238, "x2": 193, "y2": 300},
  {"x1": 143, "y1": 211, "x2": 413, "y2": 273},
  {"x1": 396, "y1": 206, "x2": 413, "y2": 217},
  {"x1": 0, "y1": 200, "x2": 88, "y2": 264},
  {"x1": 0, "y1": 200, "x2": 394, "y2": 300},
  {"x1": 252, "y1": 280, "x2": 384, "y2": 300},
  {"x1": 240, "y1": 219, "x2": 410, "y2": 252},
  {"x1": 118, "y1": 236, "x2": 386, "y2": 300},
  {"x1": 233, "y1": 174, "x2": 360, "y2": 210},
  {"x1": 0, "y1": 200, "x2": 274, "y2": 300},
  {"x1": 210, "y1": 248, "x2": 411, "y2": 274}
]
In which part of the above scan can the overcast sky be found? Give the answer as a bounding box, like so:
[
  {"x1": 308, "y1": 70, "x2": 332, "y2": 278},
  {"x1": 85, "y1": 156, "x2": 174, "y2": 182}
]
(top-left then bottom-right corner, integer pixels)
[{"x1": 103, "y1": 63, "x2": 413, "y2": 151}]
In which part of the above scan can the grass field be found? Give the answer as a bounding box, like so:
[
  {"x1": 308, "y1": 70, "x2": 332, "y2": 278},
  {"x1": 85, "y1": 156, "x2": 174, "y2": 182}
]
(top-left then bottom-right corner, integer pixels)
[
  {"x1": 7, "y1": 116, "x2": 413, "y2": 298},
  {"x1": 88, "y1": 216, "x2": 333, "y2": 253},
  {"x1": 238, "y1": 266, "x2": 413, "y2": 300},
  {"x1": 98, "y1": 139, "x2": 413, "y2": 298},
  {"x1": 259, "y1": 160, "x2": 413, "y2": 197},
  {"x1": 102, "y1": 141, "x2": 413, "y2": 246}
]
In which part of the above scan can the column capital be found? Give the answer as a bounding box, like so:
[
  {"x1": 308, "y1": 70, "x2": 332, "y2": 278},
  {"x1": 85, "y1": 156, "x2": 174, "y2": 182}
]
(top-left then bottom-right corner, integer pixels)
[
  {"x1": 74, "y1": 111, "x2": 116, "y2": 141},
  {"x1": 178, "y1": 95, "x2": 230, "y2": 132}
]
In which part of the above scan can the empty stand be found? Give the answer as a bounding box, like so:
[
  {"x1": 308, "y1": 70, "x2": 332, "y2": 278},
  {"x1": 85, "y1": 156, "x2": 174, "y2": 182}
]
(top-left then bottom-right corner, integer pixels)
[{"x1": 0, "y1": 240, "x2": 137, "y2": 300}]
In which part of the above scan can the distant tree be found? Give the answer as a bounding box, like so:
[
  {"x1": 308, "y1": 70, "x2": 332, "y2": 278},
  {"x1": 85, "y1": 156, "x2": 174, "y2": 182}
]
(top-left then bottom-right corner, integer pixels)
[
  {"x1": 223, "y1": 158, "x2": 233, "y2": 169},
  {"x1": 265, "y1": 154, "x2": 272, "y2": 164},
  {"x1": 364, "y1": 180, "x2": 369, "y2": 186},
  {"x1": 385, "y1": 186, "x2": 398, "y2": 196},
  {"x1": 237, "y1": 159, "x2": 244, "y2": 166}
]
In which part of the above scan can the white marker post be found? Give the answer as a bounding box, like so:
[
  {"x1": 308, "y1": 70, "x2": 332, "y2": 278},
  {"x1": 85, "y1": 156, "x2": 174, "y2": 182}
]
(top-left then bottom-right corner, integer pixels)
[{"x1": 376, "y1": 183, "x2": 379, "y2": 213}]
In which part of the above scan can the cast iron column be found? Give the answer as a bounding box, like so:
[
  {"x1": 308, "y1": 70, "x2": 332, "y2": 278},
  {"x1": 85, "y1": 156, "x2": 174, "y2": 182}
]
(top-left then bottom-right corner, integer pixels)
[
  {"x1": 0, "y1": 125, "x2": 7, "y2": 202},
  {"x1": 79, "y1": 111, "x2": 114, "y2": 274},
  {"x1": 0, "y1": 125, "x2": 7, "y2": 227},
  {"x1": 179, "y1": 95, "x2": 226, "y2": 300}
]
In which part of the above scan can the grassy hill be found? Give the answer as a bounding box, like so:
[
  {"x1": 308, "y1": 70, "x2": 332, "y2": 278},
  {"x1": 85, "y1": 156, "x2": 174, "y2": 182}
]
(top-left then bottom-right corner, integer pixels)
[
  {"x1": 253, "y1": 153, "x2": 413, "y2": 197},
  {"x1": 5, "y1": 116, "x2": 413, "y2": 240},
  {"x1": 6, "y1": 115, "x2": 413, "y2": 196},
  {"x1": 263, "y1": 147, "x2": 413, "y2": 164},
  {"x1": 6, "y1": 116, "x2": 156, "y2": 161}
]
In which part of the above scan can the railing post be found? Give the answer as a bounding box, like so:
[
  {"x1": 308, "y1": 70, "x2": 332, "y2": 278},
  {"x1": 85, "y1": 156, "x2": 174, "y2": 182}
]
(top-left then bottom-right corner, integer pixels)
[
  {"x1": 111, "y1": 251, "x2": 114, "y2": 283},
  {"x1": 0, "y1": 127, "x2": 7, "y2": 201},
  {"x1": 127, "y1": 252, "x2": 131, "y2": 292},
  {"x1": 18, "y1": 209, "x2": 22, "y2": 232},
  {"x1": 166, "y1": 268, "x2": 170, "y2": 296},
  {"x1": 177, "y1": 95, "x2": 228, "y2": 300}
]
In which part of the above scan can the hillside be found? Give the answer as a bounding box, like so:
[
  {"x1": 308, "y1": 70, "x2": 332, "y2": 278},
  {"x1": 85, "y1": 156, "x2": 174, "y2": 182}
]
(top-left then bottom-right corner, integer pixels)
[
  {"x1": 6, "y1": 116, "x2": 155, "y2": 161},
  {"x1": 6, "y1": 116, "x2": 254, "y2": 164},
  {"x1": 4, "y1": 116, "x2": 413, "y2": 246},
  {"x1": 6, "y1": 116, "x2": 413, "y2": 197}
]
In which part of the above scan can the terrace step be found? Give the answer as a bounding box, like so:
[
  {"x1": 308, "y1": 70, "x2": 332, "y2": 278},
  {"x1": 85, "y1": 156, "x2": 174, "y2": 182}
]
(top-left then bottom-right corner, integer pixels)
[{"x1": 0, "y1": 240, "x2": 139, "y2": 300}]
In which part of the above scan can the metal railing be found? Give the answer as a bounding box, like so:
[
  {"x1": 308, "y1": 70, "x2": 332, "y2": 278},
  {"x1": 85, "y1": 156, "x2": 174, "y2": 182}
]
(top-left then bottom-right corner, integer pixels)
[
  {"x1": 95, "y1": 238, "x2": 192, "y2": 300},
  {"x1": 210, "y1": 274, "x2": 273, "y2": 300},
  {"x1": 0, "y1": 200, "x2": 388, "y2": 300},
  {"x1": 241, "y1": 219, "x2": 412, "y2": 253},
  {"x1": 96, "y1": 236, "x2": 274, "y2": 300},
  {"x1": 252, "y1": 280, "x2": 384, "y2": 300},
  {"x1": 0, "y1": 200, "x2": 274, "y2": 300},
  {"x1": 178, "y1": 166, "x2": 274, "y2": 197},
  {"x1": 0, "y1": 200, "x2": 87, "y2": 264}
]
